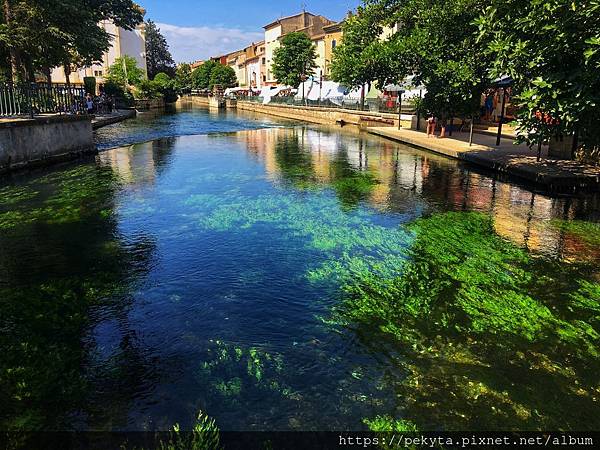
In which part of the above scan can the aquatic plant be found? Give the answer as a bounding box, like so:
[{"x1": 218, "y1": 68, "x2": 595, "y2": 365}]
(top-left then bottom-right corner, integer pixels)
[
  {"x1": 0, "y1": 164, "x2": 120, "y2": 230},
  {"x1": 329, "y1": 211, "x2": 600, "y2": 430},
  {"x1": 550, "y1": 219, "x2": 600, "y2": 247},
  {"x1": 197, "y1": 340, "x2": 291, "y2": 406},
  {"x1": 363, "y1": 416, "x2": 418, "y2": 432},
  {"x1": 157, "y1": 411, "x2": 221, "y2": 450}
]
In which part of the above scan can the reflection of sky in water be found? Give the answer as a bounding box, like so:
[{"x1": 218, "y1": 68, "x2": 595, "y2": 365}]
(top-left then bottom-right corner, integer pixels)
[{"x1": 1, "y1": 120, "x2": 600, "y2": 432}]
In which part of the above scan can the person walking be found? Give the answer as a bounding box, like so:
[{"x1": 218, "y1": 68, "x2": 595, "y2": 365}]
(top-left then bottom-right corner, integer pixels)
[
  {"x1": 426, "y1": 115, "x2": 436, "y2": 138},
  {"x1": 85, "y1": 94, "x2": 94, "y2": 115}
]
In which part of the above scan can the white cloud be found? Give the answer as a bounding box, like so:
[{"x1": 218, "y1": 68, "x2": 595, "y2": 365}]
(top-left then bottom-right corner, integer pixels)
[{"x1": 157, "y1": 23, "x2": 264, "y2": 63}]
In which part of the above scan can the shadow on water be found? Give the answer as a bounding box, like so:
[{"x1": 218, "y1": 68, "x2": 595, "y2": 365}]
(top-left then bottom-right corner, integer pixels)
[
  {"x1": 0, "y1": 164, "x2": 161, "y2": 432},
  {"x1": 1, "y1": 110, "x2": 600, "y2": 435}
]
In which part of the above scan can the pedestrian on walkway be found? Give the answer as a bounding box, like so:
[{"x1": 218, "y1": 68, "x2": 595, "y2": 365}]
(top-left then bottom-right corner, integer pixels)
[
  {"x1": 426, "y1": 115, "x2": 436, "y2": 138},
  {"x1": 85, "y1": 94, "x2": 94, "y2": 115}
]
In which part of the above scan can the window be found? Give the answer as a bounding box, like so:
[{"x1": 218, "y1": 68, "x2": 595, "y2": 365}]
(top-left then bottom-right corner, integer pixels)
[
  {"x1": 331, "y1": 40, "x2": 337, "y2": 50},
  {"x1": 262, "y1": 58, "x2": 266, "y2": 65},
  {"x1": 94, "y1": 70, "x2": 103, "y2": 77}
]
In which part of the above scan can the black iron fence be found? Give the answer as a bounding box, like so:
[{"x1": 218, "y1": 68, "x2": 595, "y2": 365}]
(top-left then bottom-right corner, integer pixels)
[
  {"x1": 239, "y1": 95, "x2": 415, "y2": 114},
  {"x1": 0, "y1": 83, "x2": 87, "y2": 118}
]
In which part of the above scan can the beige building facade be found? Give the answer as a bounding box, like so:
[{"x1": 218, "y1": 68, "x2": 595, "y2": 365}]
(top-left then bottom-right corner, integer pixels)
[
  {"x1": 263, "y1": 11, "x2": 335, "y2": 85},
  {"x1": 51, "y1": 20, "x2": 147, "y2": 89},
  {"x1": 323, "y1": 22, "x2": 343, "y2": 79}
]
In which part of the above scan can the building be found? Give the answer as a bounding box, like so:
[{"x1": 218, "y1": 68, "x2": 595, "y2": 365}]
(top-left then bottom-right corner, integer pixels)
[
  {"x1": 190, "y1": 60, "x2": 204, "y2": 70},
  {"x1": 226, "y1": 50, "x2": 246, "y2": 86},
  {"x1": 51, "y1": 20, "x2": 147, "y2": 89},
  {"x1": 263, "y1": 11, "x2": 335, "y2": 85},
  {"x1": 210, "y1": 55, "x2": 229, "y2": 65},
  {"x1": 243, "y1": 41, "x2": 266, "y2": 89},
  {"x1": 322, "y1": 21, "x2": 343, "y2": 79},
  {"x1": 311, "y1": 34, "x2": 327, "y2": 80}
]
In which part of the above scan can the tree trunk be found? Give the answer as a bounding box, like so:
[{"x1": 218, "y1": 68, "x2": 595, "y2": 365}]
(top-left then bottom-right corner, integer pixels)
[
  {"x1": 360, "y1": 83, "x2": 365, "y2": 111},
  {"x1": 25, "y1": 58, "x2": 35, "y2": 82},
  {"x1": 45, "y1": 67, "x2": 52, "y2": 88},
  {"x1": 63, "y1": 63, "x2": 71, "y2": 89},
  {"x1": 3, "y1": 0, "x2": 23, "y2": 82}
]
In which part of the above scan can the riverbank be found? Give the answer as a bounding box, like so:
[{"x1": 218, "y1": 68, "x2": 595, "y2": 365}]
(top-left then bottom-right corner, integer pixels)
[
  {"x1": 229, "y1": 100, "x2": 600, "y2": 193},
  {"x1": 0, "y1": 115, "x2": 94, "y2": 174},
  {"x1": 369, "y1": 127, "x2": 600, "y2": 193}
]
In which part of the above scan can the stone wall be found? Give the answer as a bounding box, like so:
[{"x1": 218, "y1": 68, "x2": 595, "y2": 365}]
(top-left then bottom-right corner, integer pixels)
[
  {"x1": 0, "y1": 115, "x2": 95, "y2": 174},
  {"x1": 134, "y1": 98, "x2": 165, "y2": 110},
  {"x1": 235, "y1": 101, "x2": 414, "y2": 129}
]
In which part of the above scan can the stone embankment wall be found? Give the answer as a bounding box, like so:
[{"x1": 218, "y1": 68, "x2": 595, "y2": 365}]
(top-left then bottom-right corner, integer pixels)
[
  {"x1": 134, "y1": 98, "x2": 166, "y2": 110},
  {"x1": 236, "y1": 101, "x2": 414, "y2": 129},
  {"x1": 0, "y1": 115, "x2": 95, "y2": 174},
  {"x1": 184, "y1": 95, "x2": 414, "y2": 128}
]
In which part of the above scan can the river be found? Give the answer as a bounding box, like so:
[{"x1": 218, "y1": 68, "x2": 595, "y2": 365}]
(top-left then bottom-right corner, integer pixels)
[{"x1": 1, "y1": 103, "x2": 600, "y2": 433}]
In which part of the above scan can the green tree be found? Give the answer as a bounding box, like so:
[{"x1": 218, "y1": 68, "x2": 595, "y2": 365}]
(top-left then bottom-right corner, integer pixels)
[
  {"x1": 191, "y1": 60, "x2": 218, "y2": 90},
  {"x1": 153, "y1": 72, "x2": 178, "y2": 102},
  {"x1": 359, "y1": 0, "x2": 490, "y2": 125},
  {"x1": 145, "y1": 20, "x2": 175, "y2": 79},
  {"x1": 209, "y1": 64, "x2": 237, "y2": 89},
  {"x1": 477, "y1": 0, "x2": 600, "y2": 158},
  {"x1": 0, "y1": 0, "x2": 143, "y2": 82},
  {"x1": 106, "y1": 55, "x2": 145, "y2": 87},
  {"x1": 174, "y1": 62, "x2": 192, "y2": 91},
  {"x1": 330, "y1": 7, "x2": 385, "y2": 91},
  {"x1": 272, "y1": 32, "x2": 317, "y2": 87}
]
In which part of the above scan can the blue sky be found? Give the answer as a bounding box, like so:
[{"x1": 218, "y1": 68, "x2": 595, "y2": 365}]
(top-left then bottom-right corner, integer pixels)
[{"x1": 137, "y1": 0, "x2": 359, "y2": 62}]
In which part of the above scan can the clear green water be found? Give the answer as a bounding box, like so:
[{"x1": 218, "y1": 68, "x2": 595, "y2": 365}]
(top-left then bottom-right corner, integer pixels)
[{"x1": 1, "y1": 107, "x2": 600, "y2": 433}]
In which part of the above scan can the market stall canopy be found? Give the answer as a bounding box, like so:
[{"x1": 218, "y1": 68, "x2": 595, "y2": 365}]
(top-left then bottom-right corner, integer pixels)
[
  {"x1": 492, "y1": 75, "x2": 514, "y2": 88},
  {"x1": 383, "y1": 84, "x2": 405, "y2": 92}
]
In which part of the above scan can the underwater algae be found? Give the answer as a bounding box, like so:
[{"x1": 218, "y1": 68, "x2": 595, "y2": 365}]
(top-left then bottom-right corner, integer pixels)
[
  {"x1": 0, "y1": 164, "x2": 120, "y2": 230},
  {"x1": 327, "y1": 212, "x2": 600, "y2": 431}
]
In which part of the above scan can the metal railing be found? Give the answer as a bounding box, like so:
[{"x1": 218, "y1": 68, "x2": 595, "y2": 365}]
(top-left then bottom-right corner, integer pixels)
[
  {"x1": 0, "y1": 83, "x2": 87, "y2": 118},
  {"x1": 239, "y1": 95, "x2": 415, "y2": 114}
]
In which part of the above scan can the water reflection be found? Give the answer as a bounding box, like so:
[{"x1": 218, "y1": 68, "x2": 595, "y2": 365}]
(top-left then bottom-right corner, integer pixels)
[
  {"x1": 1, "y1": 121, "x2": 599, "y2": 434},
  {"x1": 239, "y1": 126, "x2": 600, "y2": 262}
]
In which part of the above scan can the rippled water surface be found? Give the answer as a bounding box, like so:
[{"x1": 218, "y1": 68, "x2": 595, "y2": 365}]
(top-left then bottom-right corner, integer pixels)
[{"x1": 2, "y1": 106, "x2": 600, "y2": 433}]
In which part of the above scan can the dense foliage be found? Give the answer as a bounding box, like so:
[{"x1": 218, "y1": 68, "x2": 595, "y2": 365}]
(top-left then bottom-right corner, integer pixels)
[
  {"x1": 191, "y1": 60, "x2": 217, "y2": 90},
  {"x1": 477, "y1": 0, "x2": 600, "y2": 156},
  {"x1": 190, "y1": 60, "x2": 237, "y2": 90},
  {"x1": 332, "y1": 0, "x2": 600, "y2": 159},
  {"x1": 145, "y1": 20, "x2": 176, "y2": 79},
  {"x1": 208, "y1": 64, "x2": 237, "y2": 90},
  {"x1": 272, "y1": 32, "x2": 317, "y2": 87},
  {"x1": 0, "y1": 0, "x2": 143, "y2": 82},
  {"x1": 330, "y1": 8, "x2": 384, "y2": 91},
  {"x1": 106, "y1": 55, "x2": 145, "y2": 87},
  {"x1": 175, "y1": 62, "x2": 192, "y2": 91}
]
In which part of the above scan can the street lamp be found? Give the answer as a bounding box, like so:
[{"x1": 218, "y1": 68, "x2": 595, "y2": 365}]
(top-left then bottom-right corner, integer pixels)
[
  {"x1": 492, "y1": 75, "x2": 513, "y2": 146},
  {"x1": 397, "y1": 89, "x2": 405, "y2": 130}
]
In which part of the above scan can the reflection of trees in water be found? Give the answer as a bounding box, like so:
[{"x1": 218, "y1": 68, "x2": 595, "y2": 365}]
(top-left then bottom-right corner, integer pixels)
[
  {"x1": 328, "y1": 138, "x2": 378, "y2": 210},
  {"x1": 272, "y1": 128, "x2": 378, "y2": 209},
  {"x1": 0, "y1": 163, "x2": 158, "y2": 432},
  {"x1": 273, "y1": 128, "x2": 317, "y2": 188},
  {"x1": 98, "y1": 137, "x2": 177, "y2": 185}
]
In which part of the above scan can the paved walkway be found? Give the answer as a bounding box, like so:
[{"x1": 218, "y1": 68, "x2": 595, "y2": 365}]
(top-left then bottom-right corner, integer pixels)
[{"x1": 368, "y1": 126, "x2": 600, "y2": 192}]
